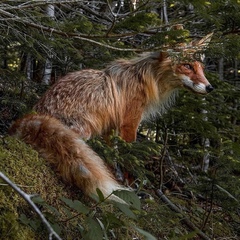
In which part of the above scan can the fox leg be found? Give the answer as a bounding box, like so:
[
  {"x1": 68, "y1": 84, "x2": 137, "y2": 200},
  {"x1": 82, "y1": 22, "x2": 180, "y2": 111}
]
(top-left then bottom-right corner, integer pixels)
[
  {"x1": 120, "y1": 119, "x2": 141, "y2": 142},
  {"x1": 120, "y1": 104, "x2": 144, "y2": 142}
]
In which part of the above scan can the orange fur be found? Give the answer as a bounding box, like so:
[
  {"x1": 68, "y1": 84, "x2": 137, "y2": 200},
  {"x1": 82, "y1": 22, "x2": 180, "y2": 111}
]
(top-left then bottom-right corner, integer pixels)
[
  {"x1": 9, "y1": 114, "x2": 124, "y2": 200},
  {"x1": 9, "y1": 36, "x2": 213, "y2": 200},
  {"x1": 34, "y1": 52, "x2": 213, "y2": 142}
]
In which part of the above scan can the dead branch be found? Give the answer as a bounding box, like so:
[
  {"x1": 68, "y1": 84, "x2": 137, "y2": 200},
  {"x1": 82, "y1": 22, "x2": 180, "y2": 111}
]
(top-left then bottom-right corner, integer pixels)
[
  {"x1": 0, "y1": 172, "x2": 62, "y2": 240},
  {"x1": 156, "y1": 189, "x2": 211, "y2": 240}
]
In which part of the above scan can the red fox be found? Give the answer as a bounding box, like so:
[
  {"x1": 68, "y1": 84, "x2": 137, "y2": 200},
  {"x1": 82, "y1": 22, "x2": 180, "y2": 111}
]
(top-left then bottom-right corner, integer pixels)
[{"x1": 9, "y1": 34, "x2": 213, "y2": 200}]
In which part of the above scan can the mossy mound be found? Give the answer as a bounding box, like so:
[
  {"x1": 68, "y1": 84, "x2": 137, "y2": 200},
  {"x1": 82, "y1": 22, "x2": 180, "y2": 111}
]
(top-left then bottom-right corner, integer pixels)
[{"x1": 0, "y1": 136, "x2": 85, "y2": 240}]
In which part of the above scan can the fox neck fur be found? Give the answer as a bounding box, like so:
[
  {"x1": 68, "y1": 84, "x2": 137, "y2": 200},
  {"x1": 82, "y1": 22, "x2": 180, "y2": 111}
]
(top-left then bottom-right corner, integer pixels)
[
  {"x1": 105, "y1": 53, "x2": 179, "y2": 119},
  {"x1": 34, "y1": 51, "x2": 212, "y2": 142}
]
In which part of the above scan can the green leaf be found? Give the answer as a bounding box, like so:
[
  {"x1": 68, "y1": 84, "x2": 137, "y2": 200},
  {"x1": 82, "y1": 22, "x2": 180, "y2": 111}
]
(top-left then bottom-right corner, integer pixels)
[
  {"x1": 215, "y1": 184, "x2": 239, "y2": 202},
  {"x1": 113, "y1": 190, "x2": 141, "y2": 210},
  {"x1": 19, "y1": 214, "x2": 41, "y2": 231},
  {"x1": 19, "y1": 214, "x2": 30, "y2": 225},
  {"x1": 83, "y1": 217, "x2": 103, "y2": 240},
  {"x1": 96, "y1": 188, "x2": 105, "y2": 202},
  {"x1": 62, "y1": 206, "x2": 74, "y2": 219},
  {"x1": 29, "y1": 219, "x2": 41, "y2": 231},
  {"x1": 104, "y1": 212, "x2": 125, "y2": 227},
  {"x1": 32, "y1": 196, "x2": 45, "y2": 205},
  {"x1": 114, "y1": 202, "x2": 136, "y2": 219},
  {"x1": 96, "y1": 217, "x2": 109, "y2": 240},
  {"x1": 51, "y1": 222, "x2": 62, "y2": 235},
  {"x1": 44, "y1": 204, "x2": 60, "y2": 216},
  {"x1": 61, "y1": 197, "x2": 90, "y2": 214},
  {"x1": 134, "y1": 227, "x2": 157, "y2": 240}
]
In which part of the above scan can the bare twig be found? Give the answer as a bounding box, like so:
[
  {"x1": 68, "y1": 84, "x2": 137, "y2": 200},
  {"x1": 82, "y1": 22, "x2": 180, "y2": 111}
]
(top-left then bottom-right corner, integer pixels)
[
  {"x1": 0, "y1": 7, "x2": 145, "y2": 52},
  {"x1": 159, "y1": 126, "x2": 168, "y2": 190},
  {"x1": 156, "y1": 189, "x2": 211, "y2": 240},
  {"x1": 0, "y1": 172, "x2": 62, "y2": 240},
  {"x1": 201, "y1": 180, "x2": 214, "y2": 230}
]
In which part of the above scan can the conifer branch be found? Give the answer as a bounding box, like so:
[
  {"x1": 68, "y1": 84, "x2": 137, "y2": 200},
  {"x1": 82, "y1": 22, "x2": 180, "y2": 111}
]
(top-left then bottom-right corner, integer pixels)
[
  {"x1": 0, "y1": 7, "x2": 144, "y2": 52},
  {"x1": 0, "y1": 172, "x2": 62, "y2": 240}
]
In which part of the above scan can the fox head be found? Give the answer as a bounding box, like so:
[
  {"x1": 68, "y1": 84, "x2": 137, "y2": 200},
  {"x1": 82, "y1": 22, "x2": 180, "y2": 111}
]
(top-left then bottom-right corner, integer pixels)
[
  {"x1": 159, "y1": 33, "x2": 214, "y2": 94},
  {"x1": 174, "y1": 60, "x2": 214, "y2": 94}
]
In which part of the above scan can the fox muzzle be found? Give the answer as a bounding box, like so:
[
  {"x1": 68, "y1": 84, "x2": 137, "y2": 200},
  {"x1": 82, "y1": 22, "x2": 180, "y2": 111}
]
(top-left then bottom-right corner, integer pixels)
[{"x1": 206, "y1": 84, "x2": 214, "y2": 93}]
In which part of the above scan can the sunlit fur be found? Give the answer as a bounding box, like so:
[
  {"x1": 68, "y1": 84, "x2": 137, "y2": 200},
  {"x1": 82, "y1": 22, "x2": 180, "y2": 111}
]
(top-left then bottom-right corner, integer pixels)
[
  {"x1": 9, "y1": 50, "x2": 212, "y2": 200},
  {"x1": 34, "y1": 52, "x2": 212, "y2": 142}
]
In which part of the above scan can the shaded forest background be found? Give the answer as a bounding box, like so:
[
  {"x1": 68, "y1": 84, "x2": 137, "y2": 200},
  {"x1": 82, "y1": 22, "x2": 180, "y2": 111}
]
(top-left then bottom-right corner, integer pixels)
[{"x1": 0, "y1": 0, "x2": 240, "y2": 239}]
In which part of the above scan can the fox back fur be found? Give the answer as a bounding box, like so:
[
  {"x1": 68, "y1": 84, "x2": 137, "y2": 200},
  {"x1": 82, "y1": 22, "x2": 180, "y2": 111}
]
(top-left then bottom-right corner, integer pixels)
[
  {"x1": 34, "y1": 51, "x2": 213, "y2": 142},
  {"x1": 9, "y1": 39, "x2": 213, "y2": 200}
]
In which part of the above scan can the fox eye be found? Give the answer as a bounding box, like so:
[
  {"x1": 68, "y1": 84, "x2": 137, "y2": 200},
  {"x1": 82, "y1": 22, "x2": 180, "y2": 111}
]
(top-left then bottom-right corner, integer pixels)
[{"x1": 183, "y1": 64, "x2": 193, "y2": 70}]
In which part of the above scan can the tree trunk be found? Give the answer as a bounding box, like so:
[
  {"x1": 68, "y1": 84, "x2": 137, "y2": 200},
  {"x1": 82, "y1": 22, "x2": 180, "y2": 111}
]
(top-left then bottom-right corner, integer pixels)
[
  {"x1": 201, "y1": 99, "x2": 210, "y2": 173},
  {"x1": 42, "y1": 4, "x2": 55, "y2": 85},
  {"x1": 218, "y1": 58, "x2": 224, "y2": 81},
  {"x1": 162, "y1": 0, "x2": 168, "y2": 24},
  {"x1": 26, "y1": 54, "x2": 33, "y2": 80}
]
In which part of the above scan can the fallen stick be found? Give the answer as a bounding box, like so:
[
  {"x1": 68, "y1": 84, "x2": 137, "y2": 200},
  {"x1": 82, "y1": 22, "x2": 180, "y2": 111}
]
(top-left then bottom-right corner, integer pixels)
[
  {"x1": 0, "y1": 172, "x2": 62, "y2": 240},
  {"x1": 156, "y1": 189, "x2": 211, "y2": 240}
]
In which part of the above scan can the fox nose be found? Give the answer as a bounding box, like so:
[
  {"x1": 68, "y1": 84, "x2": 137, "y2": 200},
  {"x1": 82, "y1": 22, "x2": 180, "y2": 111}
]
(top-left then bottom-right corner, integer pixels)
[{"x1": 206, "y1": 84, "x2": 214, "y2": 93}]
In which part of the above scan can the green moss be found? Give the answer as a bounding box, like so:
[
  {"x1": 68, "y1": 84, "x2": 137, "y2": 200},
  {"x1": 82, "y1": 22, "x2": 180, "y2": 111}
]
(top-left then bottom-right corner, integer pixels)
[
  {"x1": 0, "y1": 137, "x2": 83, "y2": 239},
  {"x1": 0, "y1": 211, "x2": 36, "y2": 240}
]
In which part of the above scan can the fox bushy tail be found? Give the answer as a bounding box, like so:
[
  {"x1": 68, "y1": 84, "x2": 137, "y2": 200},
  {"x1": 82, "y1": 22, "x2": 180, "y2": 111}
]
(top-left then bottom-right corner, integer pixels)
[{"x1": 9, "y1": 114, "x2": 124, "y2": 200}]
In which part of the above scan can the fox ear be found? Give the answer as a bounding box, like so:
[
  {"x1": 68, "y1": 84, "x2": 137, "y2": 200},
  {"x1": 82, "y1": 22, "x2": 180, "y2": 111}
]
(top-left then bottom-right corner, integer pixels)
[
  {"x1": 191, "y1": 32, "x2": 213, "y2": 49},
  {"x1": 182, "y1": 33, "x2": 213, "y2": 58},
  {"x1": 158, "y1": 51, "x2": 169, "y2": 62}
]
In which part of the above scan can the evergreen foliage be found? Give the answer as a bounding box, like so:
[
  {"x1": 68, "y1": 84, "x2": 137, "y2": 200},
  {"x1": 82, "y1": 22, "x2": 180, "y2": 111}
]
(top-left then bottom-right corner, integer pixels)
[{"x1": 0, "y1": 0, "x2": 240, "y2": 239}]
